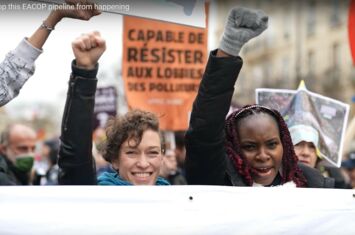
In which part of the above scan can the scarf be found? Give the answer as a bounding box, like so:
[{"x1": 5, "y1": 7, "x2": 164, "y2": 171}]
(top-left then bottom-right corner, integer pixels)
[{"x1": 97, "y1": 172, "x2": 170, "y2": 186}]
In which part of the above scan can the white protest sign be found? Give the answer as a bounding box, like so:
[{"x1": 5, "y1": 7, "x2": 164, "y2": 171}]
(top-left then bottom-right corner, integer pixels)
[{"x1": 256, "y1": 82, "x2": 350, "y2": 167}]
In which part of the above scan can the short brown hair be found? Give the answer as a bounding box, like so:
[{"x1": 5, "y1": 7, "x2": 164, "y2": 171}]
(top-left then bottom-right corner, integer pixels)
[{"x1": 102, "y1": 109, "x2": 160, "y2": 163}]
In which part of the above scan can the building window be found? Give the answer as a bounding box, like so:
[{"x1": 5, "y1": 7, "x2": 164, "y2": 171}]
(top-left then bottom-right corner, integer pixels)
[
  {"x1": 307, "y1": 1, "x2": 316, "y2": 36},
  {"x1": 283, "y1": 10, "x2": 291, "y2": 40},
  {"x1": 307, "y1": 50, "x2": 316, "y2": 89},
  {"x1": 323, "y1": 43, "x2": 341, "y2": 86},
  {"x1": 308, "y1": 50, "x2": 315, "y2": 76},
  {"x1": 281, "y1": 57, "x2": 289, "y2": 86},
  {"x1": 330, "y1": 0, "x2": 341, "y2": 27}
]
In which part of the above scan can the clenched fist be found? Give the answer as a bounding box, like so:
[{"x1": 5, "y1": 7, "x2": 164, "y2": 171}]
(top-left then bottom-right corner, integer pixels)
[
  {"x1": 219, "y1": 7, "x2": 268, "y2": 56},
  {"x1": 72, "y1": 31, "x2": 106, "y2": 69}
]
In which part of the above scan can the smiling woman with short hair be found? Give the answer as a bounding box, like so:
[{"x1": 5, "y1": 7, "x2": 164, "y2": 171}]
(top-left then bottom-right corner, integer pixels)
[{"x1": 58, "y1": 32, "x2": 168, "y2": 186}]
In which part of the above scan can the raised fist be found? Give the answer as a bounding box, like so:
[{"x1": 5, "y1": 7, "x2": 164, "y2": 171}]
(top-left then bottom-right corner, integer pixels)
[
  {"x1": 72, "y1": 31, "x2": 106, "y2": 69},
  {"x1": 219, "y1": 7, "x2": 268, "y2": 56}
]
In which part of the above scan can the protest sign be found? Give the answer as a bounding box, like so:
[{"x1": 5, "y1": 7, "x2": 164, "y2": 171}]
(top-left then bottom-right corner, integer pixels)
[
  {"x1": 122, "y1": 9, "x2": 208, "y2": 131},
  {"x1": 256, "y1": 82, "x2": 350, "y2": 167},
  {"x1": 94, "y1": 86, "x2": 117, "y2": 130}
]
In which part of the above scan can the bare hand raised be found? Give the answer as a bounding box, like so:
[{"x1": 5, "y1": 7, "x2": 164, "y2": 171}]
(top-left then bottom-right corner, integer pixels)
[{"x1": 72, "y1": 31, "x2": 106, "y2": 70}]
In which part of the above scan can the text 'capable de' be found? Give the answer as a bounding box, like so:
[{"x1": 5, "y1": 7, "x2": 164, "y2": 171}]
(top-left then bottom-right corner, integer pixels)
[{"x1": 128, "y1": 29, "x2": 205, "y2": 45}]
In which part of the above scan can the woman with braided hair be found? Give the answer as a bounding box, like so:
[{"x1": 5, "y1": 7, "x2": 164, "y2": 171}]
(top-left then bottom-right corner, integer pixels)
[
  {"x1": 224, "y1": 105, "x2": 308, "y2": 187},
  {"x1": 185, "y1": 7, "x2": 334, "y2": 188}
]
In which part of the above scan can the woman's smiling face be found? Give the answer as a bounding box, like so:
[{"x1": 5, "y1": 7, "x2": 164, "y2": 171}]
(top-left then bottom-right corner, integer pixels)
[
  {"x1": 237, "y1": 113, "x2": 283, "y2": 186},
  {"x1": 112, "y1": 129, "x2": 163, "y2": 185}
]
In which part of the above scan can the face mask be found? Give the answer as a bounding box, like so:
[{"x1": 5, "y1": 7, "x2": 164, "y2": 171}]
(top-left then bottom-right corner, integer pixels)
[{"x1": 14, "y1": 155, "x2": 34, "y2": 173}]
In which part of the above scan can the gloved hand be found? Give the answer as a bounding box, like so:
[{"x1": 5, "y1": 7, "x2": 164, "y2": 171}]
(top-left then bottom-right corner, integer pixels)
[{"x1": 219, "y1": 7, "x2": 268, "y2": 56}]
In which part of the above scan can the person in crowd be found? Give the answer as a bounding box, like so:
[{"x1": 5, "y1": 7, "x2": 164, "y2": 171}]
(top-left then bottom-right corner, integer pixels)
[
  {"x1": 58, "y1": 31, "x2": 169, "y2": 186},
  {"x1": 32, "y1": 138, "x2": 60, "y2": 185},
  {"x1": 91, "y1": 127, "x2": 116, "y2": 177},
  {"x1": 289, "y1": 124, "x2": 349, "y2": 188},
  {"x1": 289, "y1": 124, "x2": 320, "y2": 168},
  {"x1": 174, "y1": 131, "x2": 187, "y2": 177},
  {"x1": 185, "y1": 7, "x2": 334, "y2": 188},
  {"x1": 341, "y1": 150, "x2": 355, "y2": 189},
  {"x1": 159, "y1": 148, "x2": 187, "y2": 185},
  {"x1": 0, "y1": 0, "x2": 100, "y2": 106},
  {"x1": 0, "y1": 123, "x2": 37, "y2": 185}
]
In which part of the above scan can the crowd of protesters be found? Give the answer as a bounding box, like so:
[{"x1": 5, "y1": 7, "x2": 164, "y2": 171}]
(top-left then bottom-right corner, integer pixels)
[{"x1": 0, "y1": 3, "x2": 354, "y2": 189}]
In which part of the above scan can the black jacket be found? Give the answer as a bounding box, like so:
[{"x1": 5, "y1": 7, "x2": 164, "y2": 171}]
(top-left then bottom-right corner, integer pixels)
[
  {"x1": 185, "y1": 50, "x2": 334, "y2": 188},
  {"x1": 58, "y1": 61, "x2": 98, "y2": 185},
  {"x1": 0, "y1": 155, "x2": 30, "y2": 185}
]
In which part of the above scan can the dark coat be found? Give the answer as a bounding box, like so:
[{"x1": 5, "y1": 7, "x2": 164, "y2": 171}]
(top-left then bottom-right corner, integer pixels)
[
  {"x1": 185, "y1": 50, "x2": 334, "y2": 188},
  {"x1": 0, "y1": 155, "x2": 29, "y2": 185},
  {"x1": 58, "y1": 61, "x2": 98, "y2": 185}
]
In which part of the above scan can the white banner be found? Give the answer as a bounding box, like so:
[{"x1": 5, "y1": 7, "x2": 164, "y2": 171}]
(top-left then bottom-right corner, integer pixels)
[{"x1": 0, "y1": 186, "x2": 354, "y2": 235}]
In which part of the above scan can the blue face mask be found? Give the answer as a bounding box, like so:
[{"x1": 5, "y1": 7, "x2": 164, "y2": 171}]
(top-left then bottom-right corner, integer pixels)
[{"x1": 14, "y1": 155, "x2": 34, "y2": 173}]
